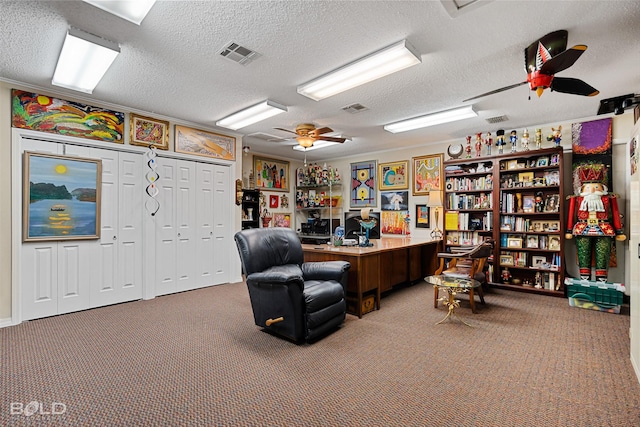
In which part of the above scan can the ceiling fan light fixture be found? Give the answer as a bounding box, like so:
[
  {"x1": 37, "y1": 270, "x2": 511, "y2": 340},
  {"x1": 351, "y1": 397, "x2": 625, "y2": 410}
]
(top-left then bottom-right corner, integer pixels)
[
  {"x1": 216, "y1": 100, "x2": 287, "y2": 130},
  {"x1": 293, "y1": 140, "x2": 340, "y2": 151},
  {"x1": 51, "y1": 27, "x2": 120, "y2": 94},
  {"x1": 297, "y1": 40, "x2": 421, "y2": 101},
  {"x1": 296, "y1": 136, "x2": 316, "y2": 148},
  {"x1": 82, "y1": 0, "x2": 157, "y2": 25},
  {"x1": 383, "y1": 105, "x2": 477, "y2": 133}
]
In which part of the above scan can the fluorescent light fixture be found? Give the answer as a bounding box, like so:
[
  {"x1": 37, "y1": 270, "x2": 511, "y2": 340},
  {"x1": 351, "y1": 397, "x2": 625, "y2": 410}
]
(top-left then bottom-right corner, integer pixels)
[
  {"x1": 293, "y1": 140, "x2": 340, "y2": 152},
  {"x1": 297, "y1": 40, "x2": 421, "y2": 101},
  {"x1": 82, "y1": 0, "x2": 157, "y2": 25},
  {"x1": 52, "y1": 27, "x2": 120, "y2": 94},
  {"x1": 383, "y1": 105, "x2": 477, "y2": 133},
  {"x1": 216, "y1": 100, "x2": 287, "y2": 130}
]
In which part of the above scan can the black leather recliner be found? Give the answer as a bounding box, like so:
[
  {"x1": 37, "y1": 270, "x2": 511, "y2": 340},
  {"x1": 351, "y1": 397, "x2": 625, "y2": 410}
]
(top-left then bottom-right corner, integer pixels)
[{"x1": 234, "y1": 228, "x2": 350, "y2": 343}]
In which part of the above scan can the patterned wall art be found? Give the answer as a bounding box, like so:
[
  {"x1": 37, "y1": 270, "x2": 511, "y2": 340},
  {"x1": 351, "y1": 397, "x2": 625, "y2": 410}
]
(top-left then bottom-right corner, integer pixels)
[
  {"x1": 130, "y1": 113, "x2": 169, "y2": 150},
  {"x1": 11, "y1": 89, "x2": 124, "y2": 143},
  {"x1": 381, "y1": 210, "x2": 409, "y2": 235},
  {"x1": 350, "y1": 160, "x2": 377, "y2": 208},
  {"x1": 378, "y1": 160, "x2": 409, "y2": 190},
  {"x1": 175, "y1": 125, "x2": 236, "y2": 161},
  {"x1": 571, "y1": 117, "x2": 612, "y2": 155},
  {"x1": 415, "y1": 204, "x2": 430, "y2": 228},
  {"x1": 412, "y1": 154, "x2": 443, "y2": 195},
  {"x1": 273, "y1": 212, "x2": 291, "y2": 228},
  {"x1": 254, "y1": 156, "x2": 290, "y2": 192}
]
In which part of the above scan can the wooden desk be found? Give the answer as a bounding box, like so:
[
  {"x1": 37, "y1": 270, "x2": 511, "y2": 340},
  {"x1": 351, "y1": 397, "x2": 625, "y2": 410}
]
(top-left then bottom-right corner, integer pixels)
[{"x1": 302, "y1": 238, "x2": 441, "y2": 317}]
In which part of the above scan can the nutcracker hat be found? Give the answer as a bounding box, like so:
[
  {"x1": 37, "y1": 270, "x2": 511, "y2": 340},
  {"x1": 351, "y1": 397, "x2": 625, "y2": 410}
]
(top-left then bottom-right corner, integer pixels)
[{"x1": 578, "y1": 163, "x2": 607, "y2": 184}]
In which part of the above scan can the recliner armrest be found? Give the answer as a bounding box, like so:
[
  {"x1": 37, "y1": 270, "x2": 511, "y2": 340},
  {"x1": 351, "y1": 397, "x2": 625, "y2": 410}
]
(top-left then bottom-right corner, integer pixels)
[
  {"x1": 245, "y1": 264, "x2": 304, "y2": 288},
  {"x1": 302, "y1": 261, "x2": 350, "y2": 282}
]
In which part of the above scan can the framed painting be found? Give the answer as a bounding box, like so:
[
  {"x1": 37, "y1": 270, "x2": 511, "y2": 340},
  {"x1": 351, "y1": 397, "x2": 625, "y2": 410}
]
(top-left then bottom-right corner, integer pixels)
[
  {"x1": 269, "y1": 194, "x2": 279, "y2": 208},
  {"x1": 381, "y1": 210, "x2": 409, "y2": 235},
  {"x1": 12, "y1": 89, "x2": 124, "y2": 143},
  {"x1": 381, "y1": 191, "x2": 409, "y2": 211},
  {"x1": 350, "y1": 160, "x2": 377, "y2": 208},
  {"x1": 415, "y1": 204, "x2": 430, "y2": 228},
  {"x1": 174, "y1": 125, "x2": 236, "y2": 161},
  {"x1": 129, "y1": 113, "x2": 169, "y2": 150},
  {"x1": 23, "y1": 151, "x2": 102, "y2": 242},
  {"x1": 254, "y1": 156, "x2": 290, "y2": 192},
  {"x1": 378, "y1": 160, "x2": 409, "y2": 190},
  {"x1": 273, "y1": 212, "x2": 292, "y2": 228},
  {"x1": 412, "y1": 154, "x2": 443, "y2": 195}
]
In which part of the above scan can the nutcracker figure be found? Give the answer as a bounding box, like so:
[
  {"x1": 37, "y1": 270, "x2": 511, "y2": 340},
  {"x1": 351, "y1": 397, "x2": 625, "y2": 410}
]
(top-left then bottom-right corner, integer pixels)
[
  {"x1": 495, "y1": 129, "x2": 506, "y2": 154},
  {"x1": 465, "y1": 135, "x2": 472, "y2": 158},
  {"x1": 475, "y1": 133, "x2": 482, "y2": 157},
  {"x1": 484, "y1": 131, "x2": 492, "y2": 156},
  {"x1": 521, "y1": 128, "x2": 530, "y2": 151},
  {"x1": 565, "y1": 164, "x2": 626, "y2": 282},
  {"x1": 535, "y1": 128, "x2": 542, "y2": 150},
  {"x1": 509, "y1": 130, "x2": 518, "y2": 153}
]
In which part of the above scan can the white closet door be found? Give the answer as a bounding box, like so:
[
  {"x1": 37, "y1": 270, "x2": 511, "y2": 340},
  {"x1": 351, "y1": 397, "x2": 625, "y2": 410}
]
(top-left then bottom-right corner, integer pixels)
[
  {"x1": 196, "y1": 163, "x2": 216, "y2": 288},
  {"x1": 155, "y1": 158, "x2": 178, "y2": 296},
  {"x1": 212, "y1": 164, "x2": 230, "y2": 285},
  {"x1": 175, "y1": 160, "x2": 197, "y2": 292}
]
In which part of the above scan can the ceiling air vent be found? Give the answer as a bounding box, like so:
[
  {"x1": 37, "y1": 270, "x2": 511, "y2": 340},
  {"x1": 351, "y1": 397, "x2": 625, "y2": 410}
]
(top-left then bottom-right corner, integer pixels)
[
  {"x1": 485, "y1": 115, "x2": 508, "y2": 124},
  {"x1": 219, "y1": 42, "x2": 259, "y2": 65},
  {"x1": 342, "y1": 103, "x2": 369, "y2": 114}
]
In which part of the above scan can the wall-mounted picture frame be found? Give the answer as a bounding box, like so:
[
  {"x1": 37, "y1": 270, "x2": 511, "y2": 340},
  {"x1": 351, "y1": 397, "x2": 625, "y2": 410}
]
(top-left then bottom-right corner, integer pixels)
[
  {"x1": 378, "y1": 160, "x2": 409, "y2": 191},
  {"x1": 269, "y1": 194, "x2": 279, "y2": 208},
  {"x1": 412, "y1": 154, "x2": 443, "y2": 195},
  {"x1": 129, "y1": 113, "x2": 170, "y2": 150},
  {"x1": 381, "y1": 191, "x2": 409, "y2": 211},
  {"x1": 23, "y1": 151, "x2": 102, "y2": 242},
  {"x1": 350, "y1": 160, "x2": 377, "y2": 208},
  {"x1": 507, "y1": 238, "x2": 522, "y2": 248},
  {"x1": 254, "y1": 156, "x2": 290, "y2": 192},
  {"x1": 273, "y1": 212, "x2": 291, "y2": 228},
  {"x1": 415, "y1": 204, "x2": 430, "y2": 228},
  {"x1": 500, "y1": 255, "x2": 514, "y2": 266},
  {"x1": 175, "y1": 125, "x2": 235, "y2": 161}
]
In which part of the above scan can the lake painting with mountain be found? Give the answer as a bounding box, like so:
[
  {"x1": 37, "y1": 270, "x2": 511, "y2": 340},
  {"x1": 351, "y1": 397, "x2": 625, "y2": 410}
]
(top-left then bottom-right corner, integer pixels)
[{"x1": 23, "y1": 152, "x2": 102, "y2": 241}]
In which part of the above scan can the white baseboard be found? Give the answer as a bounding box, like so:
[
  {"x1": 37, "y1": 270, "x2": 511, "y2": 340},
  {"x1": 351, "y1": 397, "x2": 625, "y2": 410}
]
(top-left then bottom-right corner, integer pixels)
[
  {"x1": 0, "y1": 317, "x2": 15, "y2": 328},
  {"x1": 632, "y1": 354, "x2": 640, "y2": 385}
]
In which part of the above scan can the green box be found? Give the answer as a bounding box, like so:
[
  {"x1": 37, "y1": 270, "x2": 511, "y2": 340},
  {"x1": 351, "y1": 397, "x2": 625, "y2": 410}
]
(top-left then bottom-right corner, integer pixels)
[{"x1": 566, "y1": 282, "x2": 623, "y2": 314}]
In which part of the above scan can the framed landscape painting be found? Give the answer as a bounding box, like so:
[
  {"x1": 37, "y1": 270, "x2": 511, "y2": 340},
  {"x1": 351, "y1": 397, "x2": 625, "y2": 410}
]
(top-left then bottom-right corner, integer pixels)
[
  {"x1": 175, "y1": 125, "x2": 236, "y2": 161},
  {"x1": 129, "y1": 113, "x2": 169, "y2": 150},
  {"x1": 23, "y1": 151, "x2": 102, "y2": 242}
]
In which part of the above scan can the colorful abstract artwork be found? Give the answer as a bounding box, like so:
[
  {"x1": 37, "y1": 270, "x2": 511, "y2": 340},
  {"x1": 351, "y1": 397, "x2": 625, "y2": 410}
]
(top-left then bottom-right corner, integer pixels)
[
  {"x1": 23, "y1": 151, "x2": 102, "y2": 242},
  {"x1": 273, "y1": 212, "x2": 291, "y2": 228},
  {"x1": 381, "y1": 210, "x2": 409, "y2": 235},
  {"x1": 415, "y1": 204, "x2": 430, "y2": 228},
  {"x1": 130, "y1": 113, "x2": 169, "y2": 150},
  {"x1": 175, "y1": 125, "x2": 236, "y2": 161},
  {"x1": 412, "y1": 154, "x2": 443, "y2": 195},
  {"x1": 571, "y1": 117, "x2": 612, "y2": 155},
  {"x1": 12, "y1": 89, "x2": 124, "y2": 143},
  {"x1": 254, "y1": 156, "x2": 289, "y2": 192},
  {"x1": 381, "y1": 191, "x2": 409, "y2": 211},
  {"x1": 378, "y1": 161, "x2": 409, "y2": 190},
  {"x1": 350, "y1": 160, "x2": 377, "y2": 208}
]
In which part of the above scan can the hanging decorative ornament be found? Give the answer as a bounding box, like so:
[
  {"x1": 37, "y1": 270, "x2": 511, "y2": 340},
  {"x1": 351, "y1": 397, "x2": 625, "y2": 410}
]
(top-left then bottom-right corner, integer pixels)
[{"x1": 144, "y1": 145, "x2": 160, "y2": 216}]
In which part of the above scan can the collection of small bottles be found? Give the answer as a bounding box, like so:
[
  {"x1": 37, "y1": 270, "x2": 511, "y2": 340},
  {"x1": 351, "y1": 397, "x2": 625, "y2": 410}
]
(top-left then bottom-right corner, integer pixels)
[{"x1": 296, "y1": 163, "x2": 341, "y2": 187}]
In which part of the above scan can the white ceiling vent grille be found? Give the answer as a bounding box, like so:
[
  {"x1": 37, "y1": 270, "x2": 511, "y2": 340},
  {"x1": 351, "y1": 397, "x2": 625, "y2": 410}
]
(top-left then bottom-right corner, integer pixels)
[
  {"x1": 342, "y1": 103, "x2": 369, "y2": 114},
  {"x1": 219, "y1": 42, "x2": 259, "y2": 65},
  {"x1": 486, "y1": 115, "x2": 508, "y2": 124}
]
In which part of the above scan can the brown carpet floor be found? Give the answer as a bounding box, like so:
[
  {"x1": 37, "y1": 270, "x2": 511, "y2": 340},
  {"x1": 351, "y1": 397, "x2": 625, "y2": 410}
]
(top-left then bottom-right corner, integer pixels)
[{"x1": 2, "y1": 281, "x2": 639, "y2": 426}]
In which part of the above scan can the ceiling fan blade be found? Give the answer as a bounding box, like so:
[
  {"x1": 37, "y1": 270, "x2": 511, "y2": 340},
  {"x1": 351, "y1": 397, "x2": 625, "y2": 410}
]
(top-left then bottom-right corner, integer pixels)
[
  {"x1": 550, "y1": 77, "x2": 599, "y2": 96},
  {"x1": 539, "y1": 45, "x2": 587, "y2": 75},
  {"x1": 310, "y1": 127, "x2": 333, "y2": 136},
  {"x1": 525, "y1": 30, "x2": 568, "y2": 72},
  {"x1": 318, "y1": 136, "x2": 346, "y2": 143},
  {"x1": 273, "y1": 127, "x2": 297, "y2": 135},
  {"x1": 463, "y1": 81, "x2": 527, "y2": 102}
]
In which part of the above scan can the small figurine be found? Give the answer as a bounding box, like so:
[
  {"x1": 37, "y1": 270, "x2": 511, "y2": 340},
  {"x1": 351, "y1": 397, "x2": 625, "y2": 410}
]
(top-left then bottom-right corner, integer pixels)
[
  {"x1": 535, "y1": 128, "x2": 542, "y2": 150},
  {"x1": 509, "y1": 130, "x2": 518, "y2": 153},
  {"x1": 547, "y1": 125, "x2": 562, "y2": 147},
  {"x1": 475, "y1": 133, "x2": 482, "y2": 157},
  {"x1": 496, "y1": 129, "x2": 506, "y2": 154},
  {"x1": 484, "y1": 131, "x2": 492, "y2": 156},
  {"x1": 465, "y1": 135, "x2": 472, "y2": 158},
  {"x1": 534, "y1": 271, "x2": 543, "y2": 289},
  {"x1": 521, "y1": 128, "x2": 530, "y2": 151},
  {"x1": 502, "y1": 267, "x2": 511, "y2": 284}
]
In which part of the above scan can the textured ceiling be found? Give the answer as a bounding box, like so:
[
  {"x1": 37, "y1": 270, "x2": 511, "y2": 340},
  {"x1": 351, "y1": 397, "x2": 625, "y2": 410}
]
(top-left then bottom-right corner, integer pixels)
[{"x1": 1, "y1": 1, "x2": 639, "y2": 162}]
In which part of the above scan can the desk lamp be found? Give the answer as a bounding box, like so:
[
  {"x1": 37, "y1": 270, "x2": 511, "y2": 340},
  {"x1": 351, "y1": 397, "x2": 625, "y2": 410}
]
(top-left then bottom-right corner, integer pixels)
[{"x1": 427, "y1": 191, "x2": 443, "y2": 239}]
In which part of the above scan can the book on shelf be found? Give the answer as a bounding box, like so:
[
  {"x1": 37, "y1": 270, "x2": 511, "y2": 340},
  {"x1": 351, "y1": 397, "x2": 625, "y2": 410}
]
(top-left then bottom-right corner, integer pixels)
[{"x1": 445, "y1": 211, "x2": 459, "y2": 230}]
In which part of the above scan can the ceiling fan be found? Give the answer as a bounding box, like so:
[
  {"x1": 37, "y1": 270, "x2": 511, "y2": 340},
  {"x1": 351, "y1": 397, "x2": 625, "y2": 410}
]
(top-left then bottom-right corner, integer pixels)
[
  {"x1": 273, "y1": 123, "x2": 347, "y2": 148},
  {"x1": 464, "y1": 30, "x2": 599, "y2": 102}
]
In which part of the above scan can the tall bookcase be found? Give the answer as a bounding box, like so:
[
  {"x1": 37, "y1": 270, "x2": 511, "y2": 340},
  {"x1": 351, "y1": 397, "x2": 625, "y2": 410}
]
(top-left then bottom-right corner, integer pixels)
[{"x1": 443, "y1": 147, "x2": 565, "y2": 296}]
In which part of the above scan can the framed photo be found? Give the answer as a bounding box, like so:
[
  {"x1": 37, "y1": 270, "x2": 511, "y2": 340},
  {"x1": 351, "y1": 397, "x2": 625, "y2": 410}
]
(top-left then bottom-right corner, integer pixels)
[
  {"x1": 273, "y1": 212, "x2": 291, "y2": 228},
  {"x1": 269, "y1": 195, "x2": 279, "y2": 208},
  {"x1": 548, "y1": 235, "x2": 561, "y2": 251},
  {"x1": 532, "y1": 255, "x2": 547, "y2": 267},
  {"x1": 545, "y1": 221, "x2": 560, "y2": 232},
  {"x1": 175, "y1": 125, "x2": 235, "y2": 161},
  {"x1": 130, "y1": 113, "x2": 169, "y2": 150},
  {"x1": 350, "y1": 160, "x2": 377, "y2": 208},
  {"x1": 378, "y1": 160, "x2": 409, "y2": 190},
  {"x1": 526, "y1": 235, "x2": 539, "y2": 248},
  {"x1": 544, "y1": 194, "x2": 560, "y2": 212},
  {"x1": 415, "y1": 204, "x2": 430, "y2": 228},
  {"x1": 531, "y1": 221, "x2": 543, "y2": 232},
  {"x1": 23, "y1": 151, "x2": 102, "y2": 242},
  {"x1": 412, "y1": 154, "x2": 443, "y2": 195},
  {"x1": 381, "y1": 191, "x2": 409, "y2": 211},
  {"x1": 543, "y1": 170, "x2": 560, "y2": 186},
  {"x1": 550, "y1": 154, "x2": 560, "y2": 166},
  {"x1": 518, "y1": 171, "x2": 534, "y2": 184},
  {"x1": 522, "y1": 195, "x2": 535, "y2": 213},
  {"x1": 500, "y1": 255, "x2": 514, "y2": 266},
  {"x1": 536, "y1": 157, "x2": 549, "y2": 167},
  {"x1": 253, "y1": 156, "x2": 290, "y2": 192},
  {"x1": 507, "y1": 238, "x2": 522, "y2": 248}
]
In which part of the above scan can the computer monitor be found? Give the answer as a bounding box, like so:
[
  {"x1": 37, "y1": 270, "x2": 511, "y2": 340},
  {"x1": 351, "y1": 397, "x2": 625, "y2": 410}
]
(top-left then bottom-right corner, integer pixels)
[{"x1": 344, "y1": 210, "x2": 381, "y2": 240}]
